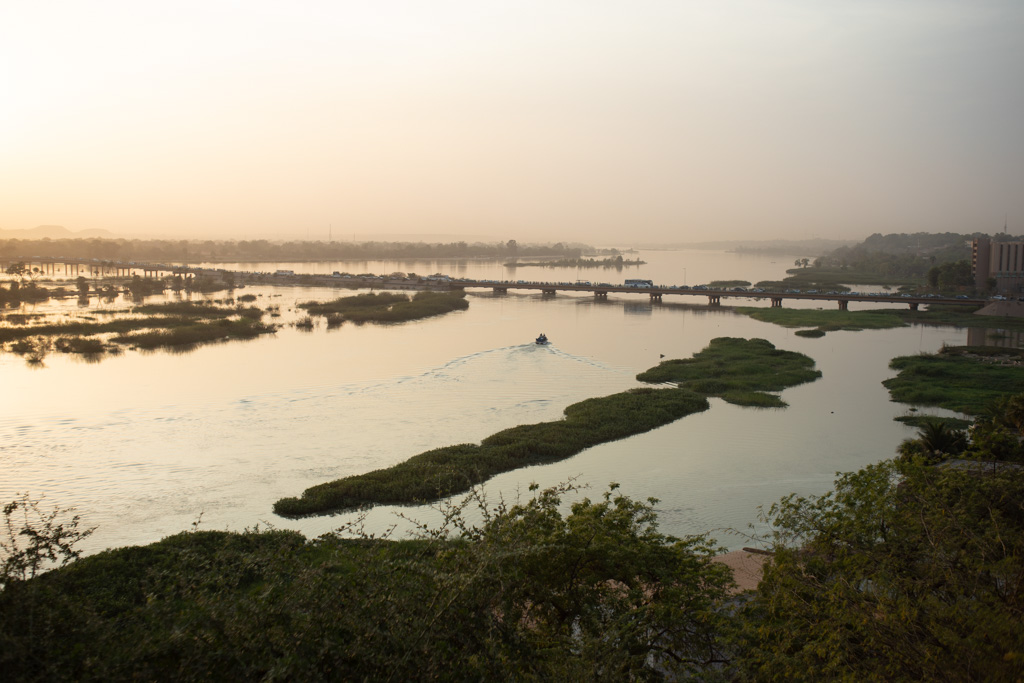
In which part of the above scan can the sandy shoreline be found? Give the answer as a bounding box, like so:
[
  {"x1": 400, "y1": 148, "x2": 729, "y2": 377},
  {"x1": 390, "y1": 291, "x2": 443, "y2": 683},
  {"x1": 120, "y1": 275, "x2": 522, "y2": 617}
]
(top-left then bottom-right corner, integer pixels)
[{"x1": 714, "y1": 549, "x2": 769, "y2": 593}]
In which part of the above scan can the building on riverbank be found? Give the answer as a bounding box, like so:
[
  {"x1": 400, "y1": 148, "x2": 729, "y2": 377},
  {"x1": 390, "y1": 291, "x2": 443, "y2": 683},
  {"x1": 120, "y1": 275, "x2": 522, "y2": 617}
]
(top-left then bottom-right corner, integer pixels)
[{"x1": 973, "y1": 237, "x2": 1024, "y2": 294}]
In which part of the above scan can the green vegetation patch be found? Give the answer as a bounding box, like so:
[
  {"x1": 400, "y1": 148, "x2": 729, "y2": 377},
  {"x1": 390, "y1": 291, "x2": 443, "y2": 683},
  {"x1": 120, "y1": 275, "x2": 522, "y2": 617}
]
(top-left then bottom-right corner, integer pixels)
[
  {"x1": 707, "y1": 280, "x2": 751, "y2": 288},
  {"x1": 299, "y1": 290, "x2": 468, "y2": 324},
  {"x1": 736, "y1": 307, "x2": 908, "y2": 335},
  {"x1": 275, "y1": 387, "x2": 710, "y2": 516},
  {"x1": 739, "y1": 303, "x2": 1024, "y2": 337},
  {"x1": 635, "y1": 337, "x2": 821, "y2": 407},
  {"x1": 883, "y1": 346, "x2": 1024, "y2": 415},
  {"x1": 1, "y1": 485, "x2": 733, "y2": 681}
]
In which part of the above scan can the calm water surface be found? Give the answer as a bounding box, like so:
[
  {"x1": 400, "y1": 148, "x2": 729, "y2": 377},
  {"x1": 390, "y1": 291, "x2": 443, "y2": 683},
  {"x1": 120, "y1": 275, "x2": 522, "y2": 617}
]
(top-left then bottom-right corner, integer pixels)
[{"x1": 1, "y1": 250, "x2": 970, "y2": 553}]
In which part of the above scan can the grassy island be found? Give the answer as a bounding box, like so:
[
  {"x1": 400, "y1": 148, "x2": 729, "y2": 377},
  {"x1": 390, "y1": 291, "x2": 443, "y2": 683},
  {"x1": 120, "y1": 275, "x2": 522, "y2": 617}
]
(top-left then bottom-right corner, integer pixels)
[
  {"x1": 883, "y1": 346, "x2": 1024, "y2": 415},
  {"x1": 275, "y1": 337, "x2": 820, "y2": 517},
  {"x1": 636, "y1": 337, "x2": 821, "y2": 408},
  {"x1": 298, "y1": 290, "x2": 468, "y2": 324},
  {"x1": 275, "y1": 388, "x2": 710, "y2": 516}
]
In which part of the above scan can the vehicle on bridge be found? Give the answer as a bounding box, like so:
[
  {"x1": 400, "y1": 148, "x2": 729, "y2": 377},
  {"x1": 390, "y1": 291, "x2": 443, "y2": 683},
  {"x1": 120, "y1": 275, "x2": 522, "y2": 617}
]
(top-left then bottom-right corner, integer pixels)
[{"x1": 624, "y1": 279, "x2": 653, "y2": 288}]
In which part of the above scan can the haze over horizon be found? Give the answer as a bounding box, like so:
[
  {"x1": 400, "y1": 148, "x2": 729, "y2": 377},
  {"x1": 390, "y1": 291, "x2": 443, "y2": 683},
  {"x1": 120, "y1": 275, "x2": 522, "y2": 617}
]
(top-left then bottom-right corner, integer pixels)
[{"x1": 2, "y1": 1, "x2": 1021, "y2": 244}]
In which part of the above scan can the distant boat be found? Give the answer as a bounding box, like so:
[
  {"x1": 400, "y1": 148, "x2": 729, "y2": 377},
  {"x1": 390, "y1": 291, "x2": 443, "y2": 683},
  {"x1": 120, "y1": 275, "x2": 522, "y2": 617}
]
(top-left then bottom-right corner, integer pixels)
[{"x1": 535, "y1": 333, "x2": 549, "y2": 345}]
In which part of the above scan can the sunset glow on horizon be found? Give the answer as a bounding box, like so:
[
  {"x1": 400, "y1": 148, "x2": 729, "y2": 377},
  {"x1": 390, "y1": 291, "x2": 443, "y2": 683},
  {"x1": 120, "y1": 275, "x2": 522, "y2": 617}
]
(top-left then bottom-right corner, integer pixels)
[{"x1": 2, "y1": 1, "x2": 1021, "y2": 244}]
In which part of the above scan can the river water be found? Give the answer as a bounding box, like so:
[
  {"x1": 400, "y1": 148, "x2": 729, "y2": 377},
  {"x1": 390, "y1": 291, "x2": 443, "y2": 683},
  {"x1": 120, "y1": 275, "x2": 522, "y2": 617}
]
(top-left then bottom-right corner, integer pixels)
[{"x1": 1, "y1": 250, "x2": 973, "y2": 553}]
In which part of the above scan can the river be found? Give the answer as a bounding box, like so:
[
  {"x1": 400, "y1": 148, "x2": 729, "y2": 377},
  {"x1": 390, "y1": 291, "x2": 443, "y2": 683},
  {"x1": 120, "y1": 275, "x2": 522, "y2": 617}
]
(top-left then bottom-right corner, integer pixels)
[{"x1": 0, "y1": 249, "x2": 972, "y2": 553}]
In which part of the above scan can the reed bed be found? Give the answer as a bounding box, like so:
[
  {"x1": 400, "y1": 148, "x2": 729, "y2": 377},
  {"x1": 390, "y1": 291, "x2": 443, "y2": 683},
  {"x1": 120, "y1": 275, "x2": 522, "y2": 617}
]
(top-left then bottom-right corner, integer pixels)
[{"x1": 1, "y1": 302, "x2": 274, "y2": 355}]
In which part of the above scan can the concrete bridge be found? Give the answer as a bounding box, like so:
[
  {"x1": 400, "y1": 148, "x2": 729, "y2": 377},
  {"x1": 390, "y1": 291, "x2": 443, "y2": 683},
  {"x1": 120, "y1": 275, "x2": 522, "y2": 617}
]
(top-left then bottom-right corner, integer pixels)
[
  {"x1": 0, "y1": 257, "x2": 991, "y2": 309},
  {"x1": 450, "y1": 280, "x2": 988, "y2": 310}
]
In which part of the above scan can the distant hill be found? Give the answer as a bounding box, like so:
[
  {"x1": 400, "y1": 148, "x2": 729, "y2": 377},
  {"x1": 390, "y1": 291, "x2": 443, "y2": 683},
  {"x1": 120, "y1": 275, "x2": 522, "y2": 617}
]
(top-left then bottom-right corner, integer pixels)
[
  {"x1": 646, "y1": 238, "x2": 857, "y2": 255},
  {"x1": 0, "y1": 225, "x2": 115, "y2": 239}
]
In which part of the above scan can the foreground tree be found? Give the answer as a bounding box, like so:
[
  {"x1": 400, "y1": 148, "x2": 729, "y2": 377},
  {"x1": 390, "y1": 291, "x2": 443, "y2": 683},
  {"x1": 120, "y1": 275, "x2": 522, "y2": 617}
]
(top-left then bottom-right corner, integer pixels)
[
  {"x1": 896, "y1": 418, "x2": 967, "y2": 463},
  {"x1": 0, "y1": 484, "x2": 734, "y2": 680},
  {"x1": 736, "y1": 459, "x2": 1024, "y2": 681}
]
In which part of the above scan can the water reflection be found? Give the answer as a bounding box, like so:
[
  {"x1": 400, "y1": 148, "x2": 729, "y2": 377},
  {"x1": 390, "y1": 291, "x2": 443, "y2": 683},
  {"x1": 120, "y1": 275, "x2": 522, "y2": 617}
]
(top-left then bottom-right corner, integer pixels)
[
  {"x1": 967, "y1": 327, "x2": 1024, "y2": 349},
  {"x1": 0, "y1": 250, "x2": 981, "y2": 556}
]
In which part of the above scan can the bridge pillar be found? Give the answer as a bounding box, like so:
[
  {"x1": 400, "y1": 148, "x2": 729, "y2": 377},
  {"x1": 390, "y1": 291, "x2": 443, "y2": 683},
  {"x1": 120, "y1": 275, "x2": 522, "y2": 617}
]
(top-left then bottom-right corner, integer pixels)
[
  {"x1": 908, "y1": 302, "x2": 919, "y2": 311},
  {"x1": 542, "y1": 289, "x2": 556, "y2": 296},
  {"x1": 493, "y1": 287, "x2": 507, "y2": 294},
  {"x1": 771, "y1": 298, "x2": 783, "y2": 308},
  {"x1": 649, "y1": 292, "x2": 662, "y2": 301},
  {"x1": 708, "y1": 295, "x2": 720, "y2": 306},
  {"x1": 594, "y1": 291, "x2": 607, "y2": 299},
  {"x1": 838, "y1": 300, "x2": 848, "y2": 311}
]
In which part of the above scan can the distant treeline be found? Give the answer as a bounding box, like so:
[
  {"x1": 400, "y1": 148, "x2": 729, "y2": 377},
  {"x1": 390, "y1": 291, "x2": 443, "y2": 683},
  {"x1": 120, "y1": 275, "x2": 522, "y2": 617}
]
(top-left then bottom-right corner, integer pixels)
[
  {"x1": 0, "y1": 238, "x2": 589, "y2": 263},
  {"x1": 808, "y1": 231, "x2": 1019, "y2": 282}
]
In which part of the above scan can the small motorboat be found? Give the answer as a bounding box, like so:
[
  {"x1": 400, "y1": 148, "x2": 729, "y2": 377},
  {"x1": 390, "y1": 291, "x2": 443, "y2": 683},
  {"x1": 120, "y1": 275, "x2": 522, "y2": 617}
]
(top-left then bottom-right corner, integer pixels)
[{"x1": 535, "y1": 333, "x2": 549, "y2": 345}]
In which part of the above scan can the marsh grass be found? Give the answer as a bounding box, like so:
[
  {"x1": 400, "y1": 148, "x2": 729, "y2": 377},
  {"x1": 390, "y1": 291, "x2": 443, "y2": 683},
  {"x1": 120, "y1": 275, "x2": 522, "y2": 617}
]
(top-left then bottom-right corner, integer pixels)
[
  {"x1": 276, "y1": 337, "x2": 820, "y2": 516},
  {"x1": 720, "y1": 391, "x2": 788, "y2": 408},
  {"x1": 884, "y1": 346, "x2": 1024, "y2": 415},
  {"x1": 1, "y1": 302, "x2": 275, "y2": 356},
  {"x1": 739, "y1": 304, "x2": 1024, "y2": 337},
  {"x1": 53, "y1": 337, "x2": 107, "y2": 354},
  {"x1": 112, "y1": 318, "x2": 274, "y2": 349}
]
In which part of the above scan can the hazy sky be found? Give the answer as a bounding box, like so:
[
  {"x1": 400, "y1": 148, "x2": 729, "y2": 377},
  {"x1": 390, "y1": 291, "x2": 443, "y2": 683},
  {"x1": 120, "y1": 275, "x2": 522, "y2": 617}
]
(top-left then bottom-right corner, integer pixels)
[{"x1": 2, "y1": 1, "x2": 1021, "y2": 244}]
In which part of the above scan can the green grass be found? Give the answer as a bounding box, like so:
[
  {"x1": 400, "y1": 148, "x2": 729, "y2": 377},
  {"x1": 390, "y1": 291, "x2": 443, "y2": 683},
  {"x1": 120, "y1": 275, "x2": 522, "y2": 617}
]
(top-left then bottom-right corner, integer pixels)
[
  {"x1": 299, "y1": 291, "x2": 468, "y2": 324},
  {"x1": 883, "y1": 346, "x2": 1024, "y2": 415},
  {"x1": 635, "y1": 337, "x2": 821, "y2": 407},
  {"x1": 276, "y1": 337, "x2": 820, "y2": 516}
]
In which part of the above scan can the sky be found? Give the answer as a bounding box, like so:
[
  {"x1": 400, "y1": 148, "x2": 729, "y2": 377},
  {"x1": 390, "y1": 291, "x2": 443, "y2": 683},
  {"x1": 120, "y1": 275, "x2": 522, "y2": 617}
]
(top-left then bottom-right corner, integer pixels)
[{"x1": 1, "y1": 1, "x2": 1022, "y2": 244}]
